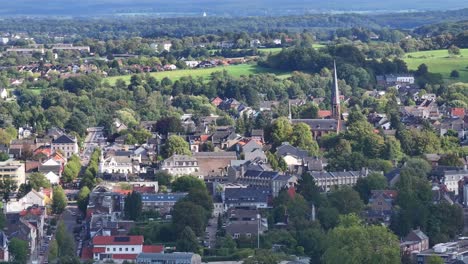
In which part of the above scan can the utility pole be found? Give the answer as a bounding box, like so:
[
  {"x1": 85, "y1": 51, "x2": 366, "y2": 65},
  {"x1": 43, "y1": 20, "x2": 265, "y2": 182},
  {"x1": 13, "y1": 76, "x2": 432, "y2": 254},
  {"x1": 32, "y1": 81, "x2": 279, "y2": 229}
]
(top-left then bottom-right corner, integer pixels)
[{"x1": 257, "y1": 213, "x2": 260, "y2": 249}]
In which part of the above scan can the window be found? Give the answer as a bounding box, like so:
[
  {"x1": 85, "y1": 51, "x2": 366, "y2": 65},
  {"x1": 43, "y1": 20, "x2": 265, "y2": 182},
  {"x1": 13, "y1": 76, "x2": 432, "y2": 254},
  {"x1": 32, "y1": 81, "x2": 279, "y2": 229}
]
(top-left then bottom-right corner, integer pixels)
[
  {"x1": 125, "y1": 248, "x2": 128, "y2": 251},
  {"x1": 131, "y1": 248, "x2": 134, "y2": 252},
  {"x1": 119, "y1": 248, "x2": 122, "y2": 251},
  {"x1": 113, "y1": 248, "x2": 116, "y2": 252}
]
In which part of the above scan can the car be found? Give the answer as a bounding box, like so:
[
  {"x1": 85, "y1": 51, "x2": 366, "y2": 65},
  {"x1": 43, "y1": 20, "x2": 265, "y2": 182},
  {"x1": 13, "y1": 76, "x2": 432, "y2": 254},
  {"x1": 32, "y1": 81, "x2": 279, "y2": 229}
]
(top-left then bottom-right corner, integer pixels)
[{"x1": 72, "y1": 212, "x2": 76, "y2": 216}]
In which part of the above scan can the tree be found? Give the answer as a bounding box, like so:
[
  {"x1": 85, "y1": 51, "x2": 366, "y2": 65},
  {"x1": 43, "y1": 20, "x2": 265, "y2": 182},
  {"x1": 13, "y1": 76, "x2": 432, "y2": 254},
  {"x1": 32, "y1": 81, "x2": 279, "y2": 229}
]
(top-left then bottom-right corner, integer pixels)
[
  {"x1": 270, "y1": 117, "x2": 293, "y2": 146},
  {"x1": 172, "y1": 201, "x2": 207, "y2": 236},
  {"x1": 56, "y1": 220, "x2": 75, "y2": 257},
  {"x1": 172, "y1": 176, "x2": 205, "y2": 192},
  {"x1": 164, "y1": 135, "x2": 191, "y2": 157},
  {"x1": 427, "y1": 256, "x2": 444, "y2": 264},
  {"x1": 354, "y1": 173, "x2": 387, "y2": 203},
  {"x1": 328, "y1": 187, "x2": 364, "y2": 215},
  {"x1": 77, "y1": 186, "x2": 91, "y2": 214},
  {"x1": 448, "y1": 45, "x2": 461, "y2": 56},
  {"x1": 48, "y1": 239, "x2": 59, "y2": 262},
  {"x1": 52, "y1": 186, "x2": 67, "y2": 214},
  {"x1": 323, "y1": 214, "x2": 400, "y2": 264},
  {"x1": 184, "y1": 188, "x2": 213, "y2": 215},
  {"x1": 243, "y1": 249, "x2": 281, "y2": 264},
  {"x1": 28, "y1": 172, "x2": 51, "y2": 191},
  {"x1": 450, "y1": 70, "x2": 460, "y2": 78},
  {"x1": 124, "y1": 192, "x2": 143, "y2": 221},
  {"x1": 0, "y1": 179, "x2": 17, "y2": 201},
  {"x1": 154, "y1": 171, "x2": 172, "y2": 186},
  {"x1": 154, "y1": 116, "x2": 183, "y2": 135},
  {"x1": 0, "y1": 152, "x2": 8, "y2": 162},
  {"x1": 297, "y1": 172, "x2": 322, "y2": 206},
  {"x1": 439, "y1": 153, "x2": 464, "y2": 167},
  {"x1": 291, "y1": 123, "x2": 319, "y2": 155},
  {"x1": 176, "y1": 226, "x2": 200, "y2": 253},
  {"x1": 9, "y1": 238, "x2": 28, "y2": 264}
]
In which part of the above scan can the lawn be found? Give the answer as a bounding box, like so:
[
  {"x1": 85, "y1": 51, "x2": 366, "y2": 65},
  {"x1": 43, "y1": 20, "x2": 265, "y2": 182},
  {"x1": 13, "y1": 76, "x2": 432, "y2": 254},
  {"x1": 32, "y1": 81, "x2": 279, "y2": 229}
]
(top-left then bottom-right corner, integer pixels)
[
  {"x1": 104, "y1": 64, "x2": 290, "y2": 85},
  {"x1": 404, "y1": 49, "x2": 468, "y2": 82}
]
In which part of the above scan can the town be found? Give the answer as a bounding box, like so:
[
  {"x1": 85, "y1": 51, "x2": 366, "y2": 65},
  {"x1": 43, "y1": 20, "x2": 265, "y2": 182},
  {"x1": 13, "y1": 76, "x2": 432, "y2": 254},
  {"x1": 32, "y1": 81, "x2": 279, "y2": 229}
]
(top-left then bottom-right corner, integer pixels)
[{"x1": 0, "y1": 2, "x2": 468, "y2": 264}]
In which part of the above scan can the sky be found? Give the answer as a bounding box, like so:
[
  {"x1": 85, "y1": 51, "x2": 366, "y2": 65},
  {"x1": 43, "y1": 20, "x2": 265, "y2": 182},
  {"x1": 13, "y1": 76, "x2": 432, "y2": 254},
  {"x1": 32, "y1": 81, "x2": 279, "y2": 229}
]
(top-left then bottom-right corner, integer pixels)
[{"x1": 2, "y1": 0, "x2": 467, "y2": 16}]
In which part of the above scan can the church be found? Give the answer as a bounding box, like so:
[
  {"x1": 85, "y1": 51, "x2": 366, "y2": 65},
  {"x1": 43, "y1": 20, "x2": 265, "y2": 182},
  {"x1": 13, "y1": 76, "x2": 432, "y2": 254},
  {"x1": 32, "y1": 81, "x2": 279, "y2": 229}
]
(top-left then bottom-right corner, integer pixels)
[{"x1": 290, "y1": 61, "x2": 345, "y2": 139}]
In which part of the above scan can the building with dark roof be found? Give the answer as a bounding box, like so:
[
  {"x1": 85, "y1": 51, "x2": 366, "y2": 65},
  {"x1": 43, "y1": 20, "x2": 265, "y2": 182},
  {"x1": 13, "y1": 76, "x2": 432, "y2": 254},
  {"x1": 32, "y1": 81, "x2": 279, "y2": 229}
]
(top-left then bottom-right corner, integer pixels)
[
  {"x1": 310, "y1": 169, "x2": 375, "y2": 192},
  {"x1": 141, "y1": 193, "x2": 187, "y2": 214},
  {"x1": 224, "y1": 186, "x2": 271, "y2": 209},
  {"x1": 51, "y1": 134, "x2": 78, "y2": 158},
  {"x1": 137, "y1": 252, "x2": 201, "y2": 264}
]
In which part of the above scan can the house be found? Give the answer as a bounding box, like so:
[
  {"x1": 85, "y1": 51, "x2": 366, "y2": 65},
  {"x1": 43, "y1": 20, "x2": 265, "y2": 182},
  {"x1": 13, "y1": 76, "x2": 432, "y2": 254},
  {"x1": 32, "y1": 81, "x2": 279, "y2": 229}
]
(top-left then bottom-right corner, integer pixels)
[
  {"x1": 310, "y1": 169, "x2": 374, "y2": 192},
  {"x1": 366, "y1": 190, "x2": 397, "y2": 224},
  {"x1": 5, "y1": 190, "x2": 51, "y2": 212},
  {"x1": 377, "y1": 74, "x2": 415, "y2": 86},
  {"x1": 250, "y1": 129, "x2": 264, "y2": 142},
  {"x1": 451, "y1": 108, "x2": 466, "y2": 119},
  {"x1": 242, "y1": 140, "x2": 264, "y2": 161},
  {"x1": 137, "y1": 252, "x2": 201, "y2": 264},
  {"x1": 0, "y1": 159, "x2": 25, "y2": 190},
  {"x1": 223, "y1": 186, "x2": 271, "y2": 210},
  {"x1": 443, "y1": 169, "x2": 468, "y2": 195},
  {"x1": 259, "y1": 101, "x2": 280, "y2": 112},
  {"x1": 276, "y1": 143, "x2": 309, "y2": 168},
  {"x1": 5, "y1": 213, "x2": 37, "y2": 258},
  {"x1": 44, "y1": 171, "x2": 60, "y2": 184},
  {"x1": 194, "y1": 151, "x2": 237, "y2": 177},
  {"x1": 0, "y1": 88, "x2": 7, "y2": 100},
  {"x1": 271, "y1": 174, "x2": 298, "y2": 197},
  {"x1": 38, "y1": 158, "x2": 62, "y2": 176},
  {"x1": 401, "y1": 229, "x2": 429, "y2": 256},
  {"x1": 114, "y1": 119, "x2": 128, "y2": 133},
  {"x1": 0, "y1": 232, "x2": 8, "y2": 262},
  {"x1": 51, "y1": 134, "x2": 78, "y2": 158},
  {"x1": 415, "y1": 240, "x2": 468, "y2": 264},
  {"x1": 91, "y1": 235, "x2": 163, "y2": 262},
  {"x1": 184, "y1": 61, "x2": 200, "y2": 68},
  {"x1": 225, "y1": 208, "x2": 267, "y2": 240},
  {"x1": 160, "y1": 155, "x2": 199, "y2": 177},
  {"x1": 211, "y1": 97, "x2": 224, "y2": 107},
  {"x1": 99, "y1": 150, "x2": 144, "y2": 175},
  {"x1": 141, "y1": 193, "x2": 187, "y2": 215}
]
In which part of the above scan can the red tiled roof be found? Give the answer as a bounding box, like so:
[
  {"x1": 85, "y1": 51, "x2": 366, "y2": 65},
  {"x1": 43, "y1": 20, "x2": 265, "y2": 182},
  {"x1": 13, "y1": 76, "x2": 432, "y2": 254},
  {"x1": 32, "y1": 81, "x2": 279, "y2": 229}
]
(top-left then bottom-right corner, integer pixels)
[
  {"x1": 112, "y1": 254, "x2": 139, "y2": 260},
  {"x1": 81, "y1": 247, "x2": 93, "y2": 260},
  {"x1": 33, "y1": 146, "x2": 52, "y2": 157},
  {"x1": 93, "y1": 247, "x2": 106, "y2": 253},
  {"x1": 143, "y1": 245, "x2": 164, "y2": 253},
  {"x1": 200, "y1": 134, "x2": 211, "y2": 142},
  {"x1": 287, "y1": 187, "x2": 296, "y2": 199},
  {"x1": 93, "y1": 236, "x2": 144, "y2": 245},
  {"x1": 317, "y1": 110, "x2": 332, "y2": 118},
  {"x1": 451, "y1": 108, "x2": 465, "y2": 117}
]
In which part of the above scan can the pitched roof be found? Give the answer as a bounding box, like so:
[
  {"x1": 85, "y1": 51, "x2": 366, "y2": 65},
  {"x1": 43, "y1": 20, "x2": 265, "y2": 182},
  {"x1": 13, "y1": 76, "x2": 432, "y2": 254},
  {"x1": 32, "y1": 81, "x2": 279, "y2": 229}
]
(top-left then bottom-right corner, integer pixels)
[
  {"x1": 92, "y1": 235, "x2": 144, "y2": 245},
  {"x1": 52, "y1": 134, "x2": 76, "y2": 144},
  {"x1": 141, "y1": 193, "x2": 187, "y2": 202},
  {"x1": 41, "y1": 158, "x2": 61, "y2": 166},
  {"x1": 276, "y1": 143, "x2": 309, "y2": 159}
]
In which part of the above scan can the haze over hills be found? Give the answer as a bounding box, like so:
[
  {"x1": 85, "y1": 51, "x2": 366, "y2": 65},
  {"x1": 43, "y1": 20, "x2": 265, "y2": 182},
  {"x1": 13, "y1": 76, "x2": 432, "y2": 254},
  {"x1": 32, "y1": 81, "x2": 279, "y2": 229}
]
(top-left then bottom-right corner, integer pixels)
[{"x1": 2, "y1": 0, "x2": 468, "y2": 16}]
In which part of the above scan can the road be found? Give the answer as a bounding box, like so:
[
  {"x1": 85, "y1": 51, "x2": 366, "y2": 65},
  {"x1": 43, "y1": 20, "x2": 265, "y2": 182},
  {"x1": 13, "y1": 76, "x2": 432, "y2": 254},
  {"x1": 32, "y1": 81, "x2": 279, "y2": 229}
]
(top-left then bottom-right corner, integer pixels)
[
  {"x1": 81, "y1": 127, "x2": 105, "y2": 165},
  {"x1": 204, "y1": 217, "x2": 218, "y2": 248}
]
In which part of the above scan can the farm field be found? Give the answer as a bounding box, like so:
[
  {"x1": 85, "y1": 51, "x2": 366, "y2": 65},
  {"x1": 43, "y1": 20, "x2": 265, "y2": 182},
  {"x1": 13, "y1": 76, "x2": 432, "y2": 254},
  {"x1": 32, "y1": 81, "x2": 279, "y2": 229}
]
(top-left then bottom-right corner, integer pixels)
[
  {"x1": 404, "y1": 48, "x2": 468, "y2": 82},
  {"x1": 104, "y1": 64, "x2": 290, "y2": 85}
]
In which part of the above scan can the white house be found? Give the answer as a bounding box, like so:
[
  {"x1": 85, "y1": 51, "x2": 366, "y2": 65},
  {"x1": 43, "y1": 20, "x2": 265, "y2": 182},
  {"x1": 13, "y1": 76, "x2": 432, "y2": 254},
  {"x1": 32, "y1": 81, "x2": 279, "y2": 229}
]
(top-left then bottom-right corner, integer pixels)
[
  {"x1": 160, "y1": 155, "x2": 199, "y2": 177},
  {"x1": 443, "y1": 169, "x2": 468, "y2": 195},
  {"x1": 184, "y1": 61, "x2": 200, "y2": 68},
  {"x1": 45, "y1": 171, "x2": 60, "y2": 185},
  {"x1": 51, "y1": 134, "x2": 79, "y2": 158},
  {"x1": 99, "y1": 151, "x2": 144, "y2": 175},
  {"x1": 5, "y1": 190, "x2": 49, "y2": 212}
]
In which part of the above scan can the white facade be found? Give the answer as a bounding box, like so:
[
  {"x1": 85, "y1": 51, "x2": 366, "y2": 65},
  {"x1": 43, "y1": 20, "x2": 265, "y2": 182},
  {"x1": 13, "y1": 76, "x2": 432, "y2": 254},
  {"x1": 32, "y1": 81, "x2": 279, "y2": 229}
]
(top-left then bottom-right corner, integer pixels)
[
  {"x1": 51, "y1": 135, "x2": 79, "y2": 158},
  {"x1": 185, "y1": 61, "x2": 200, "y2": 68},
  {"x1": 0, "y1": 159, "x2": 25, "y2": 191},
  {"x1": 99, "y1": 155, "x2": 144, "y2": 175},
  {"x1": 5, "y1": 190, "x2": 47, "y2": 212},
  {"x1": 45, "y1": 171, "x2": 60, "y2": 184},
  {"x1": 161, "y1": 155, "x2": 199, "y2": 177},
  {"x1": 0, "y1": 88, "x2": 7, "y2": 99},
  {"x1": 443, "y1": 172, "x2": 467, "y2": 195}
]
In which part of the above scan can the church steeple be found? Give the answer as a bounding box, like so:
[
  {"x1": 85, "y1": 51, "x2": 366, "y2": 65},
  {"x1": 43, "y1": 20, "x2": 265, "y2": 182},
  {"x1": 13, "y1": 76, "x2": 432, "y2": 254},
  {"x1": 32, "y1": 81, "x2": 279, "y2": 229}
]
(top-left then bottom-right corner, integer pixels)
[{"x1": 332, "y1": 61, "x2": 341, "y2": 120}]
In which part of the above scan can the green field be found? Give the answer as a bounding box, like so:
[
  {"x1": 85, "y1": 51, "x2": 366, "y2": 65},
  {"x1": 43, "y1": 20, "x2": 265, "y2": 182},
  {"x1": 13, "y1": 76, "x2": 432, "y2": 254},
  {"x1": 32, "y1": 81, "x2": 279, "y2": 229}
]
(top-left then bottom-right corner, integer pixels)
[
  {"x1": 258, "y1": 44, "x2": 326, "y2": 55},
  {"x1": 404, "y1": 49, "x2": 468, "y2": 82},
  {"x1": 104, "y1": 64, "x2": 290, "y2": 85}
]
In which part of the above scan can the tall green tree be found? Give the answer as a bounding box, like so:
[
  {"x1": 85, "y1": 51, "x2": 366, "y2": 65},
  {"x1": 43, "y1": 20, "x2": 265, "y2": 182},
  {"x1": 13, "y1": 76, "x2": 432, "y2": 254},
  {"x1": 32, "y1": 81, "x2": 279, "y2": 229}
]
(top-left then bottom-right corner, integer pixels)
[
  {"x1": 176, "y1": 226, "x2": 200, "y2": 253},
  {"x1": 172, "y1": 176, "x2": 205, "y2": 192},
  {"x1": 77, "y1": 186, "x2": 91, "y2": 214},
  {"x1": 354, "y1": 173, "x2": 387, "y2": 203},
  {"x1": 124, "y1": 192, "x2": 143, "y2": 221},
  {"x1": 52, "y1": 186, "x2": 67, "y2": 214},
  {"x1": 328, "y1": 186, "x2": 364, "y2": 215},
  {"x1": 271, "y1": 117, "x2": 293, "y2": 146},
  {"x1": 323, "y1": 214, "x2": 400, "y2": 264},
  {"x1": 164, "y1": 135, "x2": 191, "y2": 157},
  {"x1": 56, "y1": 220, "x2": 76, "y2": 257},
  {"x1": 291, "y1": 123, "x2": 319, "y2": 156},
  {"x1": 28, "y1": 172, "x2": 51, "y2": 191},
  {"x1": 172, "y1": 201, "x2": 207, "y2": 236},
  {"x1": 8, "y1": 238, "x2": 28, "y2": 264}
]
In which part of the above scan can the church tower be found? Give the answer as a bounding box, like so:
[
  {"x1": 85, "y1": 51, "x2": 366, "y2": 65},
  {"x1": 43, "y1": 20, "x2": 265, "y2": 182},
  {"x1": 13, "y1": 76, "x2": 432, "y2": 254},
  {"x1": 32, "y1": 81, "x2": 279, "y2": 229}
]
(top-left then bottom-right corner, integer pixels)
[{"x1": 332, "y1": 61, "x2": 341, "y2": 120}]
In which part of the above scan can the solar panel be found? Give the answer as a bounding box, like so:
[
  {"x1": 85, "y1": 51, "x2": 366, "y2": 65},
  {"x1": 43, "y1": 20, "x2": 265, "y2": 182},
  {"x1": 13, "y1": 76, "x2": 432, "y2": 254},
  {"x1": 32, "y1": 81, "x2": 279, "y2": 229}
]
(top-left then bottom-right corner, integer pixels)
[{"x1": 114, "y1": 236, "x2": 130, "y2": 242}]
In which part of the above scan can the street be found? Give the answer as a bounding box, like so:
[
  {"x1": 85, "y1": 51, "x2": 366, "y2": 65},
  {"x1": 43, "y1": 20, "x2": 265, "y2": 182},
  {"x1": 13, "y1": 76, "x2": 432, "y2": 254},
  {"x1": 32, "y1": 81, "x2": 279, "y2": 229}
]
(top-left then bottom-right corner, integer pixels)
[
  {"x1": 81, "y1": 127, "x2": 105, "y2": 165},
  {"x1": 204, "y1": 217, "x2": 218, "y2": 248}
]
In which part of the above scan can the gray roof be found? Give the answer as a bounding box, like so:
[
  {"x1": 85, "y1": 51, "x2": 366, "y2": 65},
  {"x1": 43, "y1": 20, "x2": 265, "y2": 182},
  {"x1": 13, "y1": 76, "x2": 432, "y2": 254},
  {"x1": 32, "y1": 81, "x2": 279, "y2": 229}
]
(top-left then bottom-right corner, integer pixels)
[
  {"x1": 244, "y1": 170, "x2": 279, "y2": 179},
  {"x1": 194, "y1": 151, "x2": 237, "y2": 159},
  {"x1": 52, "y1": 134, "x2": 75, "y2": 144},
  {"x1": 141, "y1": 193, "x2": 187, "y2": 202},
  {"x1": 276, "y1": 143, "x2": 308, "y2": 159},
  {"x1": 310, "y1": 170, "x2": 366, "y2": 179},
  {"x1": 291, "y1": 119, "x2": 342, "y2": 132},
  {"x1": 224, "y1": 186, "x2": 271, "y2": 204},
  {"x1": 137, "y1": 252, "x2": 197, "y2": 261}
]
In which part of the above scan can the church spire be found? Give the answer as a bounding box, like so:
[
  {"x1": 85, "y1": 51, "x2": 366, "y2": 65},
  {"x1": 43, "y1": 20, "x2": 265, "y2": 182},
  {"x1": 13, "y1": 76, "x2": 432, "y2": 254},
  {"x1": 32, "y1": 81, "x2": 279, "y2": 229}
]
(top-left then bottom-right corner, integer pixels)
[{"x1": 332, "y1": 60, "x2": 341, "y2": 120}]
